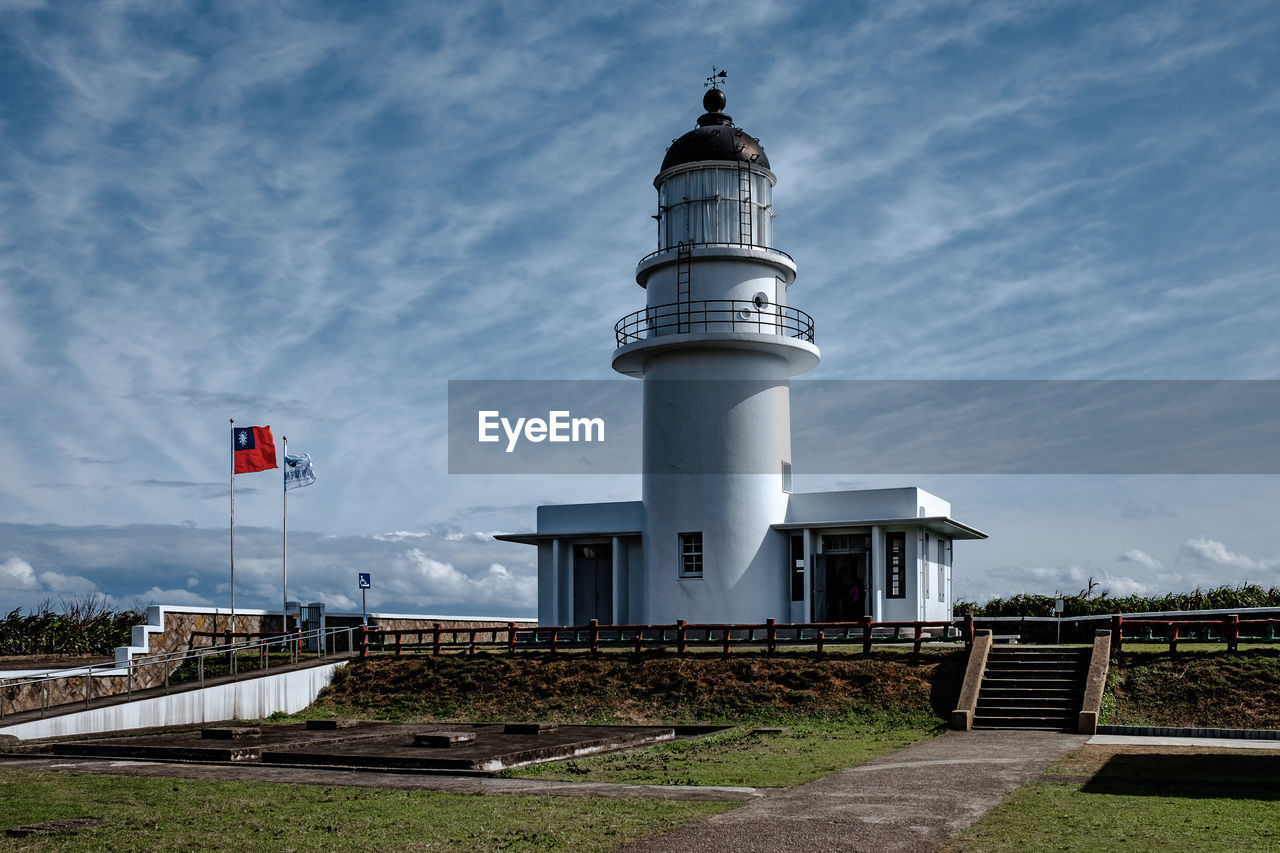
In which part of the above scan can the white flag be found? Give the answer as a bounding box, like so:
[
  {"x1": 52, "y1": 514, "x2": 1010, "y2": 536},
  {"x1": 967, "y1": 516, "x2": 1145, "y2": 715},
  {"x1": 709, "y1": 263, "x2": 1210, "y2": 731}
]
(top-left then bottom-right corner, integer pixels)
[{"x1": 284, "y1": 452, "x2": 316, "y2": 490}]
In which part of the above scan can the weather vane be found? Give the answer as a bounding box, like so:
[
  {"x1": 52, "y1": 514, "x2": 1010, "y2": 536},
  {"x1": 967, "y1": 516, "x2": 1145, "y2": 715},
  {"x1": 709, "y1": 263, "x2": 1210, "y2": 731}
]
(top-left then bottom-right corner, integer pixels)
[{"x1": 705, "y1": 67, "x2": 727, "y2": 89}]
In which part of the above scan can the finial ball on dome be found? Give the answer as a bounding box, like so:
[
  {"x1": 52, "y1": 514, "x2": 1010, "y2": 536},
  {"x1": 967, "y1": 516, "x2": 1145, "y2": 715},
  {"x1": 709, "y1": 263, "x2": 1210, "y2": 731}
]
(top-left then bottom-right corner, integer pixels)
[{"x1": 703, "y1": 87, "x2": 727, "y2": 113}]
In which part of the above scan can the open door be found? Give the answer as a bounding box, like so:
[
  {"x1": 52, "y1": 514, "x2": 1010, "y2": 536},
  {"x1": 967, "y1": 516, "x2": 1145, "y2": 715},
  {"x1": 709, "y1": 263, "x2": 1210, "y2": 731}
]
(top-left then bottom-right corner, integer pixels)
[{"x1": 817, "y1": 552, "x2": 868, "y2": 622}]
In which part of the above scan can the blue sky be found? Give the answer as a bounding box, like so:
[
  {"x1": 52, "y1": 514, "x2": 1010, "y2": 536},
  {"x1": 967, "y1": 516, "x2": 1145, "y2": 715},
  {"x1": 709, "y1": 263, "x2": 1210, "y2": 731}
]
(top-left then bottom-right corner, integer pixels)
[{"x1": 2, "y1": 0, "x2": 1278, "y2": 617}]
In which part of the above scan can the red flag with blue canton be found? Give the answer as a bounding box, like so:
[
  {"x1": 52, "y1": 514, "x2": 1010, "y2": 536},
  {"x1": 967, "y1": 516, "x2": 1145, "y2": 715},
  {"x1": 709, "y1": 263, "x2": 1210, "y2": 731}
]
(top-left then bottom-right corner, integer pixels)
[{"x1": 233, "y1": 426, "x2": 277, "y2": 474}]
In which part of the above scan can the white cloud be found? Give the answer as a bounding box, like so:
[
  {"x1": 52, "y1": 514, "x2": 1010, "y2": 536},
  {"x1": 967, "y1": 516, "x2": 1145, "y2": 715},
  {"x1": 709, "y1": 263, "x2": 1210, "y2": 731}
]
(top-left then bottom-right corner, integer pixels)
[
  {"x1": 392, "y1": 550, "x2": 535, "y2": 611},
  {"x1": 133, "y1": 587, "x2": 214, "y2": 608},
  {"x1": 968, "y1": 560, "x2": 1150, "y2": 602},
  {"x1": 1179, "y1": 536, "x2": 1278, "y2": 572},
  {"x1": 37, "y1": 570, "x2": 98, "y2": 594},
  {"x1": 1119, "y1": 549, "x2": 1163, "y2": 571},
  {"x1": 0, "y1": 557, "x2": 39, "y2": 590}
]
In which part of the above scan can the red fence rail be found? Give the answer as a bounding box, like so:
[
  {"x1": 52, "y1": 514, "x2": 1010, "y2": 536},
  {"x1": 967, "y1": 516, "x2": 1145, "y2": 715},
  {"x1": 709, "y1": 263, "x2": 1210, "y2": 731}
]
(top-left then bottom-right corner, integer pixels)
[
  {"x1": 356, "y1": 617, "x2": 971, "y2": 658},
  {"x1": 1109, "y1": 614, "x2": 1280, "y2": 653}
]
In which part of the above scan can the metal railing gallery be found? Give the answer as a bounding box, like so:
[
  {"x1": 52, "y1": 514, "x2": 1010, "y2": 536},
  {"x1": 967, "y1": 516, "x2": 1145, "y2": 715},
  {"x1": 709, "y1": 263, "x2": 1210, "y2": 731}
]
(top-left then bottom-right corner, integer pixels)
[{"x1": 615, "y1": 299, "x2": 815, "y2": 347}]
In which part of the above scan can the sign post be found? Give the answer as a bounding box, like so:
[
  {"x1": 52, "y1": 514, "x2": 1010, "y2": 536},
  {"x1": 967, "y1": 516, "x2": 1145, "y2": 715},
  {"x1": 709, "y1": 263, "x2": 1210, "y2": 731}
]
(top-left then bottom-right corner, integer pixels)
[{"x1": 358, "y1": 572, "x2": 371, "y2": 624}]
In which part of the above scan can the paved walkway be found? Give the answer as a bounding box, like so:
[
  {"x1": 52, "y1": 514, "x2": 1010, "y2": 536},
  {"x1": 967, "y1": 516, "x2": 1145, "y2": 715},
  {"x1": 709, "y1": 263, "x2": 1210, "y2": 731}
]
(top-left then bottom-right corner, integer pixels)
[
  {"x1": 617, "y1": 729, "x2": 1088, "y2": 853},
  {"x1": 1088, "y1": 733, "x2": 1280, "y2": 750}
]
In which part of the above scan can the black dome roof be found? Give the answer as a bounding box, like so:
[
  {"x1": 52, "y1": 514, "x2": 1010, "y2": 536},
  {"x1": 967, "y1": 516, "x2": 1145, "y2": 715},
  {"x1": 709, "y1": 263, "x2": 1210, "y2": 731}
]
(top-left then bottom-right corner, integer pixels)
[{"x1": 659, "y1": 88, "x2": 769, "y2": 174}]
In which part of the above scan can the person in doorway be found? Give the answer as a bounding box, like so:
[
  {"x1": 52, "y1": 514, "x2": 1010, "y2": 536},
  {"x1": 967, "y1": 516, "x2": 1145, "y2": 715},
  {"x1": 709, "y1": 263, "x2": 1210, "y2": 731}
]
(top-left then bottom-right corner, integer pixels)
[{"x1": 847, "y1": 578, "x2": 864, "y2": 620}]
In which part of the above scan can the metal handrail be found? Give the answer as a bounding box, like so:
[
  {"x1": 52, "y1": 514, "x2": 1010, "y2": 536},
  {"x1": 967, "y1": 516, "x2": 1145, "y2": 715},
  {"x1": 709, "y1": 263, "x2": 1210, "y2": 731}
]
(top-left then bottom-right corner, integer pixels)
[
  {"x1": 637, "y1": 241, "x2": 794, "y2": 267},
  {"x1": 0, "y1": 624, "x2": 359, "y2": 720},
  {"x1": 615, "y1": 298, "x2": 815, "y2": 347}
]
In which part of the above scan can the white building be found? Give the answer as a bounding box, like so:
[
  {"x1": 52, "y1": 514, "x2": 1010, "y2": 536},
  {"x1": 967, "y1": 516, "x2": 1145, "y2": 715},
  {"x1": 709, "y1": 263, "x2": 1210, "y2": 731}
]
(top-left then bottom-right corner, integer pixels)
[{"x1": 498, "y1": 85, "x2": 985, "y2": 626}]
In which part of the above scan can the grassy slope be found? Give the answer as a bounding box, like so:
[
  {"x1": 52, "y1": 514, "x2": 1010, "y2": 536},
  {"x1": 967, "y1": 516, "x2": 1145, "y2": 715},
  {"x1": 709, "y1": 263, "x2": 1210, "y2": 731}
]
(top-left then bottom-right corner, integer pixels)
[
  {"x1": 307, "y1": 649, "x2": 965, "y2": 789},
  {"x1": 1103, "y1": 649, "x2": 1280, "y2": 728},
  {"x1": 310, "y1": 649, "x2": 968, "y2": 724}
]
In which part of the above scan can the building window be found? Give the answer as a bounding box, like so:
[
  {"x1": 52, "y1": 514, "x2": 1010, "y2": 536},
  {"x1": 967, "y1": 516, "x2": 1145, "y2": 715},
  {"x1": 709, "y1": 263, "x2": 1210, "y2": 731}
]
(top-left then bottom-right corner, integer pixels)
[
  {"x1": 680, "y1": 532, "x2": 703, "y2": 578},
  {"x1": 821, "y1": 534, "x2": 869, "y2": 553},
  {"x1": 781, "y1": 460, "x2": 792, "y2": 493},
  {"x1": 886, "y1": 532, "x2": 906, "y2": 599},
  {"x1": 922, "y1": 533, "x2": 930, "y2": 599},
  {"x1": 790, "y1": 535, "x2": 805, "y2": 602},
  {"x1": 937, "y1": 539, "x2": 950, "y2": 602}
]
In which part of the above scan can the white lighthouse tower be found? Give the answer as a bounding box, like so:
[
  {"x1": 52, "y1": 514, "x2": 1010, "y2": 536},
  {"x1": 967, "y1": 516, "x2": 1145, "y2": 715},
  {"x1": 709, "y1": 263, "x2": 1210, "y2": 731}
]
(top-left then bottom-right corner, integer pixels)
[
  {"x1": 611, "y1": 82, "x2": 819, "y2": 623},
  {"x1": 498, "y1": 79, "x2": 985, "y2": 629}
]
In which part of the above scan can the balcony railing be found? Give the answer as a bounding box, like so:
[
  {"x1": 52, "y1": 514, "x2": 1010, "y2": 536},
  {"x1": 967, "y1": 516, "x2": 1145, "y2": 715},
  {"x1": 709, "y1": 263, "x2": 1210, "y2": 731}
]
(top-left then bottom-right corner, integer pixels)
[{"x1": 615, "y1": 299, "x2": 815, "y2": 347}]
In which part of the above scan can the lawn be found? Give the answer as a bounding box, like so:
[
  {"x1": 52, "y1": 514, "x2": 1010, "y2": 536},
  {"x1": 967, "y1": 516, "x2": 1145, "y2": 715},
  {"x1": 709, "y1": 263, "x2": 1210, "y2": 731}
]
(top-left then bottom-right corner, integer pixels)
[
  {"x1": 505, "y1": 713, "x2": 942, "y2": 787},
  {"x1": 943, "y1": 743, "x2": 1280, "y2": 852},
  {"x1": 0, "y1": 768, "x2": 732, "y2": 852}
]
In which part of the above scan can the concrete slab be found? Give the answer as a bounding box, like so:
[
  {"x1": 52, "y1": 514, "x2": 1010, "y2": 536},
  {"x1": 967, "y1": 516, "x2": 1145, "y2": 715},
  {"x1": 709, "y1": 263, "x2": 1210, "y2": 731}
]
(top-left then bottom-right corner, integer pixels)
[
  {"x1": 262, "y1": 723, "x2": 677, "y2": 772},
  {"x1": 49, "y1": 721, "x2": 393, "y2": 763},
  {"x1": 41, "y1": 721, "x2": 683, "y2": 773}
]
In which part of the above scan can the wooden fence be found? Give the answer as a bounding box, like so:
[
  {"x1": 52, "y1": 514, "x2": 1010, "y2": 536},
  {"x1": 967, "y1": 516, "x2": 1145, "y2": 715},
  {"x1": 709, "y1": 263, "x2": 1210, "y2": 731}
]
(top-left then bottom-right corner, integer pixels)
[
  {"x1": 356, "y1": 616, "x2": 974, "y2": 658},
  {"x1": 1109, "y1": 614, "x2": 1280, "y2": 653}
]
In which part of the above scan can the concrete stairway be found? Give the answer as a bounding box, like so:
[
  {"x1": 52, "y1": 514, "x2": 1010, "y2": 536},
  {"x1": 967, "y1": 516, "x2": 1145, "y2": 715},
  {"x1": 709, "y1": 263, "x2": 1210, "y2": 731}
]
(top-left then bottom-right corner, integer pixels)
[{"x1": 972, "y1": 646, "x2": 1090, "y2": 731}]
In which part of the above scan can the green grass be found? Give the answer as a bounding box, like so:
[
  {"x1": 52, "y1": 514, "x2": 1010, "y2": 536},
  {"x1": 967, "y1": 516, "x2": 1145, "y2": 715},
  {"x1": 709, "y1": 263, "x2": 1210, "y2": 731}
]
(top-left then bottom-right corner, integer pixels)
[
  {"x1": 944, "y1": 744, "x2": 1280, "y2": 852},
  {"x1": 505, "y1": 712, "x2": 942, "y2": 787},
  {"x1": 0, "y1": 768, "x2": 732, "y2": 852}
]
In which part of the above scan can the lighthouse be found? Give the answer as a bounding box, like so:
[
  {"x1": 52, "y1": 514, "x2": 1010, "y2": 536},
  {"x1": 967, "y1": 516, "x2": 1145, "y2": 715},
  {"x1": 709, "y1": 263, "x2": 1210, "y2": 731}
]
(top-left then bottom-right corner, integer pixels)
[
  {"x1": 498, "y1": 79, "x2": 986, "y2": 627},
  {"x1": 611, "y1": 82, "x2": 819, "y2": 623}
]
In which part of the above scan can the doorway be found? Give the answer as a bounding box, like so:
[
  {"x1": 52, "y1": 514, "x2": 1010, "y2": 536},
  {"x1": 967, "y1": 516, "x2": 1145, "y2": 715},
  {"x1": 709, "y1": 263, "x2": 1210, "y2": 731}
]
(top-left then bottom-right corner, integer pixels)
[
  {"x1": 815, "y1": 552, "x2": 868, "y2": 622},
  {"x1": 572, "y1": 543, "x2": 613, "y2": 625}
]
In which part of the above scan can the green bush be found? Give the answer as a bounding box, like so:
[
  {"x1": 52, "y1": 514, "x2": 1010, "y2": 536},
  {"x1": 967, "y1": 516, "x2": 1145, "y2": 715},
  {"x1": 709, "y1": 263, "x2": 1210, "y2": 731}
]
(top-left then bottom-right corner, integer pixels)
[
  {"x1": 0, "y1": 595, "x2": 143, "y2": 656},
  {"x1": 954, "y1": 582, "x2": 1280, "y2": 618}
]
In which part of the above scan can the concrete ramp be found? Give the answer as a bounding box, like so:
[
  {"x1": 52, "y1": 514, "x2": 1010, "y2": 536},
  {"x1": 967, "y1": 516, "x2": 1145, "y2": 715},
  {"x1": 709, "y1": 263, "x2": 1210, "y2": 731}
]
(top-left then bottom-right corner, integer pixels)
[{"x1": 0, "y1": 661, "x2": 345, "y2": 741}]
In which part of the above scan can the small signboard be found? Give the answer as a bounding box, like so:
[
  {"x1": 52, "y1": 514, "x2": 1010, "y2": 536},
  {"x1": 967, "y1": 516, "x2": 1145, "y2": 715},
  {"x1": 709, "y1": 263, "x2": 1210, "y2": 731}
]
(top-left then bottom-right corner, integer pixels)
[{"x1": 358, "y1": 572, "x2": 371, "y2": 589}]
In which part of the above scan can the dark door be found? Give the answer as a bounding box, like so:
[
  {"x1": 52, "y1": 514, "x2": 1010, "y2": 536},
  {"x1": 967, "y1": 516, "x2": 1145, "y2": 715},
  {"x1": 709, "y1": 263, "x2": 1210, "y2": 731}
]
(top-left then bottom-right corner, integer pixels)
[
  {"x1": 820, "y1": 552, "x2": 868, "y2": 622},
  {"x1": 572, "y1": 544, "x2": 613, "y2": 625}
]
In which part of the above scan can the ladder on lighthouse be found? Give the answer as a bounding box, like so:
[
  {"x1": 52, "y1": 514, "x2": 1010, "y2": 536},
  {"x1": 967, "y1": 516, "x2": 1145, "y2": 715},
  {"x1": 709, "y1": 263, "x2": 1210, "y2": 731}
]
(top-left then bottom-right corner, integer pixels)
[
  {"x1": 737, "y1": 158, "x2": 753, "y2": 247},
  {"x1": 676, "y1": 241, "x2": 692, "y2": 333}
]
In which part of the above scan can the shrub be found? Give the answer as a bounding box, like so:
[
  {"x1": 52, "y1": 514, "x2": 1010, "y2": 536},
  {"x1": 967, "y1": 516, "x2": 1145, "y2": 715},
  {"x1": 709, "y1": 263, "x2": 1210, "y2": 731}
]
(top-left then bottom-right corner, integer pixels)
[
  {"x1": 954, "y1": 582, "x2": 1280, "y2": 618},
  {"x1": 0, "y1": 595, "x2": 143, "y2": 656}
]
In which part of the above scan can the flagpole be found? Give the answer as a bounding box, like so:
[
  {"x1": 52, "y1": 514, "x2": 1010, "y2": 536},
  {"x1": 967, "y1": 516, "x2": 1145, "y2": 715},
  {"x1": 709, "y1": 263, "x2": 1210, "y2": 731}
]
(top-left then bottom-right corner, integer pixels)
[
  {"x1": 229, "y1": 418, "x2": 236, "y2": 636},
  {"x1": 282, "y1": 435, "x2": 289, "y2": 634}
]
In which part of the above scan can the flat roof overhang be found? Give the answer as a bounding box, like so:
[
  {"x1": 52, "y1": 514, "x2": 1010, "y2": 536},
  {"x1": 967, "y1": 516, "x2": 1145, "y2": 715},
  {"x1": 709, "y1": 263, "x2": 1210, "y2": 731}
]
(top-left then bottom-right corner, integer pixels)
[
  {"x1": 493, "y1": 530, "x2": 642, "y2": 546},
  {"x1": 772, "y1": 516, "x2": 988, "y2": 540}
]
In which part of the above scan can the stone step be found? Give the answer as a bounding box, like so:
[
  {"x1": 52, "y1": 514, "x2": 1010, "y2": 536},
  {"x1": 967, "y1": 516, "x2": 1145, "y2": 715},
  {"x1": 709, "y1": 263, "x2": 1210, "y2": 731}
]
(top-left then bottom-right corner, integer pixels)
[
  {"x1": 987, "y1": 653, "x2": 1087, "y2": 661},
  {"x1": 986, "y1": 655, "x2": 1088, "y2": 665},
  {"x1": 977, "y1": 697, "x2": 1079, "y2": 711},
  {"x1": 972, "y1": 717, "x2": 1074, "y2": 731},
  {"x1": 977, "y1": 701, "x2": 1079, "y2": 715},
  {"x1": 984, "y1": 668, "x2": 1083, "y2": 678},
  {"x1": 977, "y1": 686, "x2": 1080, "y2": 696},
  {"x1": 981, "y1": 677, "x2": 1081, "y2": 689}
]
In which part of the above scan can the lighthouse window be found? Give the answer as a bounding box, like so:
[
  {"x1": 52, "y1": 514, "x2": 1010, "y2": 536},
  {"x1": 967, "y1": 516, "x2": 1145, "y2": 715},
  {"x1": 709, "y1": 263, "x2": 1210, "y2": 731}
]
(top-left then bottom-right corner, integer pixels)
[
  {"x1": 680, "y1": 532, "x2": 703, "y2": 578},
  {"x1": 658, "y1": 167, "x2": 773, "y2": 249}
]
